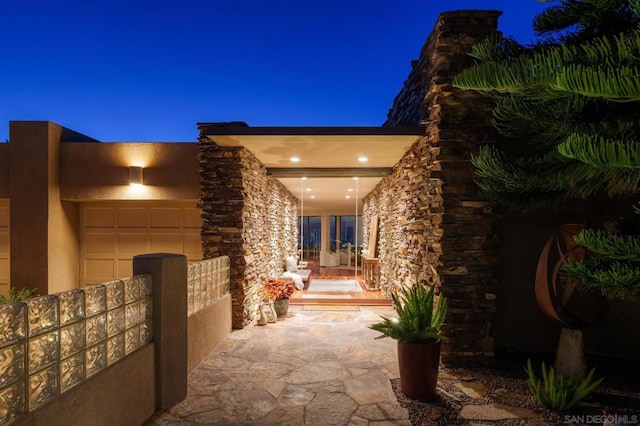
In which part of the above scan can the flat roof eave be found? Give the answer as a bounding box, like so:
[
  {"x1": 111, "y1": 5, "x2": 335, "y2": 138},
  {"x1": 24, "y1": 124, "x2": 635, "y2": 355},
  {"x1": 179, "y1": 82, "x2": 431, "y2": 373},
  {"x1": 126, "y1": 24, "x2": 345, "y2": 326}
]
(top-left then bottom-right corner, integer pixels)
[{"x1": 197, "y1": 122, "x2": 424, "y2": 137}]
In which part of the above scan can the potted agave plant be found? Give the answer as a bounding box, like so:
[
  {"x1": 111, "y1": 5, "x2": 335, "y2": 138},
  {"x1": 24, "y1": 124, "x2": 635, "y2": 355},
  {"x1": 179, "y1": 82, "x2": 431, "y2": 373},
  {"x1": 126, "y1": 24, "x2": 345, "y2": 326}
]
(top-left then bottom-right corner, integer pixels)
[{"x1": 370, "y1": 282, "x2": 447, "y2": 401}]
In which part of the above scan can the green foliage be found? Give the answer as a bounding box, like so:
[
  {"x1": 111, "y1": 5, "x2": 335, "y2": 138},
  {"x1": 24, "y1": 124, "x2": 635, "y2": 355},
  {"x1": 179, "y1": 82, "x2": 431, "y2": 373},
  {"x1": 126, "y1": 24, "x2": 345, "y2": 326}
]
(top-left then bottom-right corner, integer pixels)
[
  {"x1": 560, "y1": 217, "x2": 640, "y2": 300},
  {"x1": 533, "y1": 0, "x2": 639, "y2": 43},
  {"x1": 558, "y1": 134, "x2": 640, "y2": 171},
  {"x1": 563, "y1": 259, "x2": 640, "y2": 299},
  {"x1": 454, "y1": 0, "x2": 640, "y2": 300},
  {"x1": 573, "y1": 229, "x2": 640, "y2": 260},
  {"x1": 0, "y1": 287, "x2": 37, "y2": 304},
  {"x1": 470, "y1": 142, "x2": 640, "y2": 208},
  {"x1": 453, "y1": 6, "x2": 640, "y2": 208},
  {"x1": 369, "y1": 283, "x2": 447, "y2": 343},
  {"x1": 467, "y1": 35, "x2": 526, "y2": 62},
  {"x1": 525, "y1": 359, "x2": 603, "y2": 411},
  {"x1": 553, "y1": 64, "x2": 640, "y2": 101},
  {"x1": 455, "y1": 31, "x2": 640, "y2": 102}
]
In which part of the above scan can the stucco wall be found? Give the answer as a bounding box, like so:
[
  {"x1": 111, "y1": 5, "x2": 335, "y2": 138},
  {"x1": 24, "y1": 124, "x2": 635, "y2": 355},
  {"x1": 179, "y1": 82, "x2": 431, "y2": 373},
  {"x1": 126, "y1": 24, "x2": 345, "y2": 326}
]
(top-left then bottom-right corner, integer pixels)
[
  {"x1": 0, "y1": 199, "x2": 8, "y2": 296},
  {"x1": 5, "y1": 121, "x2": 201, "y2": 295},
  {"x1": 0, "y1": 144, "x2": 8, "y2": 197},
  {"x1": 8, "y1": 122, "x2": 79, "y2": 295},
  {"x1": 59, "y1": 142, "x2": 199, "y2": 201},
  {"x1": 187, "y1": 293, "x2": 233, "y2": 373}
]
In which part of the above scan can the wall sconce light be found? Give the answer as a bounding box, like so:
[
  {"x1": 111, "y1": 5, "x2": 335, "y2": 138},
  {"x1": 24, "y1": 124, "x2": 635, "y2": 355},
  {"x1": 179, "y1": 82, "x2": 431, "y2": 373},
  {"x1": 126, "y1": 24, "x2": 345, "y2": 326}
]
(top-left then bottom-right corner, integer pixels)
[{"x1": 129, "y1": 166, "x2": 144, "y2": 186}]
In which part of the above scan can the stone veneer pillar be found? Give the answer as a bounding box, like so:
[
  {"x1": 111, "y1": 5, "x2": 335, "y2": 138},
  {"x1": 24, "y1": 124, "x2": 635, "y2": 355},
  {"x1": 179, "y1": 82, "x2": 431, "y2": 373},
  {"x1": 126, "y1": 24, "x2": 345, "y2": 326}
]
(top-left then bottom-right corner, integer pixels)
[
  {"x1": 382, "y1": 11, "x2": 502, "y2": 364},
  {"x1": 198, "y1": 137, "x2": 298, "y2": 328}
]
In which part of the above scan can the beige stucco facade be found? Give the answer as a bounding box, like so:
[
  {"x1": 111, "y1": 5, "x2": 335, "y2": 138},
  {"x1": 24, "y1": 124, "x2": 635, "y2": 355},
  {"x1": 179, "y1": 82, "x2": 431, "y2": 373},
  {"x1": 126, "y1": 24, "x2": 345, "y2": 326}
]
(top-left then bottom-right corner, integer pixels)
[
  {"x1": 0, "y1": 121, "x2": 377, "y2": 296},
  {"x1": 0, "y1": 121, "x2": 202, "y2": 296},
  {"x1": 0, "y1": 200, "x2": 8, "y2": 295}
]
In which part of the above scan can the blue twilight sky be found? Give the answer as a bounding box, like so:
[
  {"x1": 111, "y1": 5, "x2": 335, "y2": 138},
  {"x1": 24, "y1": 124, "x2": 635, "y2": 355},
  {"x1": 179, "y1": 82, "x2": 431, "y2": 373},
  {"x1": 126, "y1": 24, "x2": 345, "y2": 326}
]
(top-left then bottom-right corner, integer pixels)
[{"x1": 2, "y1": 1, "x2": 548, "y2": 142}]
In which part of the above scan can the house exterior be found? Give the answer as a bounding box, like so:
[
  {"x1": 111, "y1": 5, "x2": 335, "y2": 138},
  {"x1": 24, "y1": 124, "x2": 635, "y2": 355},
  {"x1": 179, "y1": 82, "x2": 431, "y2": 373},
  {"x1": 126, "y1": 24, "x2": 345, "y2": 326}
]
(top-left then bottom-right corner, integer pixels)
[
  {"x1": 0, "y1": 10, "x2": 505, "y2": 363},
  {"x1": 0, "y1": 121, "x2": 202, "y2": 297},
  {"x1": 2, "y1": 10, "x2": 637, "y2": 363}
]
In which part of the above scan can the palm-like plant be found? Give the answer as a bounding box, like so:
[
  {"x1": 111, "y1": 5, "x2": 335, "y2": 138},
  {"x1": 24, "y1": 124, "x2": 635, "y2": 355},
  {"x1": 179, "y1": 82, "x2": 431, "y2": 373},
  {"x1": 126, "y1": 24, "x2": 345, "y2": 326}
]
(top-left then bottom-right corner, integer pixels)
[{"x1": 370, "y1": 283, "x2": 447, "y2": 343}]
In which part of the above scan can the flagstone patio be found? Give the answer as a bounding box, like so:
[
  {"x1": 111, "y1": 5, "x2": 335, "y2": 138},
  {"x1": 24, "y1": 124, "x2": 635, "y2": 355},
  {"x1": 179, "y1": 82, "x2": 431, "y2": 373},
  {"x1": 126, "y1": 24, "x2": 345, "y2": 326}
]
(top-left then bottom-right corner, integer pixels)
[{"x1": 144, "y1": 305, "x2": 589, "y2": 425}]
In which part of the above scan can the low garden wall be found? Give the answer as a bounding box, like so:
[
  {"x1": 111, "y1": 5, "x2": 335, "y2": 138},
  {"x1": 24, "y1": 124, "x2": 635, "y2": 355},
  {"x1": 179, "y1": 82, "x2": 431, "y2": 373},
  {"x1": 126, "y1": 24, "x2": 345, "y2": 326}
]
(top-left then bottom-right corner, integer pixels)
[
  {"x1": 186, "y1": 256, "x2": 232, "y2": 373},
  {"x1": 3, "y1": 254, "x2": 231, "y2": 425}
]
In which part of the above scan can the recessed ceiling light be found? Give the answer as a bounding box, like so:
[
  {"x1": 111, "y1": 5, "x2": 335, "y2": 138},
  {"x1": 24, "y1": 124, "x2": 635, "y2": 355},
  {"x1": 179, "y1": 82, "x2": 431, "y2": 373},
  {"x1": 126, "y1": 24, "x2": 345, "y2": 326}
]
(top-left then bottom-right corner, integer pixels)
[
  {"x1": 345, "y1": 195, "x2": 351, "y2": 199},
  {"x1": 347, "y1": 188, "x2": 353, "y2": 192},
  {"x1": 353, "y1": 177, "x2": 359, "y2": 181},
  {"x1": 306, "y1": 188, "x2": 312, "y2": 192},
  {"x1": 301, "y1": 176, "x2": 307, "y2": 180},
  {"x1": 290, "y1": 157, "x2": 300, "y2": 162},
  {"x1": 358, "y1": 157, "x2": 368, "y2": 162},
  {"x1": 310, "y1": 195, "x2": 315, "y2": 199}
]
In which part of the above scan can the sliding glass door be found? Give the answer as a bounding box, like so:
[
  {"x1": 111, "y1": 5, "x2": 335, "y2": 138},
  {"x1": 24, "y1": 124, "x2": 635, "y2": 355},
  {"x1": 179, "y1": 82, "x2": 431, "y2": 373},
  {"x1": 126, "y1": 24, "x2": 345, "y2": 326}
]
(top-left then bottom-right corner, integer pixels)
[
  {"x1": 328, "y1": 215, "x2": 363, "y2": 264},
  {"x1": 298, "y1": 216, "x2": 321, "y2": 261}
]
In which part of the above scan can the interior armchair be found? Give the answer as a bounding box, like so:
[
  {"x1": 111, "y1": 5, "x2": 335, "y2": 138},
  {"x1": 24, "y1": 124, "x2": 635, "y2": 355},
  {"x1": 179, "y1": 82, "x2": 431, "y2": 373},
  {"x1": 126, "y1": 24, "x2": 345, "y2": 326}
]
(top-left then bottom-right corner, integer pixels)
[
  {"x1": 336, "y1": 250, "x2": 348, "y2": 265},
  {"x1": 319, "y1": 251, "x2": 340, "y2": 267}
]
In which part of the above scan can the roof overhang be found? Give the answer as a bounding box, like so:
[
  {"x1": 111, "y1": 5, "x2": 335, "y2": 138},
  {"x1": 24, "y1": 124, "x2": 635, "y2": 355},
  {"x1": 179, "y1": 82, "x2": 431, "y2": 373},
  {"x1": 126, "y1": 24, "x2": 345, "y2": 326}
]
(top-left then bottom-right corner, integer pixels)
[{"x1": 198, "y1": 123, "x2": 424, "y2": 211}]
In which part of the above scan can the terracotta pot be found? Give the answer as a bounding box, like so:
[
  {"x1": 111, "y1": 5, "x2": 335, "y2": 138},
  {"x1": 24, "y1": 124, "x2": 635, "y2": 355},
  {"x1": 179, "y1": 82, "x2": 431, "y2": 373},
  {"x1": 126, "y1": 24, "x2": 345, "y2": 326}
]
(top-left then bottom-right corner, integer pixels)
[
  {"x1": 397, "y1": 340, "x2": 441, "y2": 401},
  {"x1": 274, "y1": 298, "x2": 289, "y2": 316}
]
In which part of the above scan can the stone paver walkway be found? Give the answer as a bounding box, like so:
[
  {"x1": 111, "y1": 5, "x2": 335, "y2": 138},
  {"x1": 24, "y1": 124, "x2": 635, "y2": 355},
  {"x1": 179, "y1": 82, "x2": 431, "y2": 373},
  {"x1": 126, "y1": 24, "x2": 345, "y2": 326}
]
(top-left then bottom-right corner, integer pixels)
[
  {"x1": 147, "y1": 305, "x2": 410, "y2": 425},
  {"x1": 146, "y1": 305, "x2": 547, "y2": 425}
]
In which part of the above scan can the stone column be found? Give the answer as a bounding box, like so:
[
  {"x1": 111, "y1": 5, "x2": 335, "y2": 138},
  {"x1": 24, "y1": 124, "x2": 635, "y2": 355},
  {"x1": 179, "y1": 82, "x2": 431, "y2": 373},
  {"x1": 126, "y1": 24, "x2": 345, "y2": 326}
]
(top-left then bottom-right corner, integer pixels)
[
  {"x1": 198, "y1": 141, "x2": 247, "y2": 328},
  {"x1": 427, "y1": 11, "x2": 501, "y2": 364},
  {"x1": 384, "y1": 11, "x2": 502, "y2": 364}
]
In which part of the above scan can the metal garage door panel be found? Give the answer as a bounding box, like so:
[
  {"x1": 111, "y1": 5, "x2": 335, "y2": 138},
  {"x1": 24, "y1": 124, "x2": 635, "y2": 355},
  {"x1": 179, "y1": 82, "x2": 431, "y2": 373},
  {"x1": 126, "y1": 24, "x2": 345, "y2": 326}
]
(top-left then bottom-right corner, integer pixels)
[
  {"x1": 150, "y1": 208, "x2": 181, "y2": 228},
  {"x1": 81, "y1": 203, "x2": 202, "y2": 287},
  {"x1": 84, "y1": 208, "x2": 115, "y2": 228},
  {"x1": 150, "y1": 233, "x2": 182, "y2": 252},
  {"x1": 84, "y1": 233, "x2": 115, "y2": 254},
  {"x1": 84, "y1": 259, "x2": 116, "y2": 283},
  {"x1": 117, "y1": 232, "x2": 149, "y2": 255},
  {"x1": 183, "y1": 208, "x2": 201, "y2": 229},
  {"x1": 117, "y1": 208, "x2": 147, "y2": 228}
]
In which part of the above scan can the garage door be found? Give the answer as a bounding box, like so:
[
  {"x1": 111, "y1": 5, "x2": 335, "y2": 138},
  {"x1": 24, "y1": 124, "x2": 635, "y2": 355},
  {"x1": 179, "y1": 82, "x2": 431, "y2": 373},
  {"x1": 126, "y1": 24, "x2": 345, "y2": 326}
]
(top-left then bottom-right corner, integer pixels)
[
  {"x1": 81, "y1": 203, "x2": 202, "y2": 286},
  {"x1": 0, "y1": 200, "x2": 8, "y2": 296}
]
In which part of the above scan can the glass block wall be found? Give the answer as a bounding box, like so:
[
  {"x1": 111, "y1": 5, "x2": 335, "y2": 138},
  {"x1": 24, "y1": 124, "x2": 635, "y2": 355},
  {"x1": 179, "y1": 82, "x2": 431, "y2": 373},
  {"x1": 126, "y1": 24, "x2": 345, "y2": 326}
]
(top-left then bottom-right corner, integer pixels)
[
  {"x1": 0, "y1": 274, "x2": 152, "y2": 425},
  {"x1": 187, "y1": 256, "x2": 230, "y2": 317}
]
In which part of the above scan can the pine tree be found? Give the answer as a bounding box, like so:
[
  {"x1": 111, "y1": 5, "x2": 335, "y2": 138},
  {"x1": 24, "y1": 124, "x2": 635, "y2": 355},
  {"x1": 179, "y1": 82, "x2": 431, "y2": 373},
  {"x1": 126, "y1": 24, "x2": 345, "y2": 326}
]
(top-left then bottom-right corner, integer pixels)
[{"x1": 452, "y1": 0, "x2": 640, "y2": 300}]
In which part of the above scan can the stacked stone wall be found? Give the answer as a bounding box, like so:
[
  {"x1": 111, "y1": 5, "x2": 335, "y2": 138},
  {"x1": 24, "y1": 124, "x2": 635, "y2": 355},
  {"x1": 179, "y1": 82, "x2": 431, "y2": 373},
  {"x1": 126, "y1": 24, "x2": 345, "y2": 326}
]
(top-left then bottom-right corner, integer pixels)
[
  {"x1": 381, "y1": 11, "x2": 502, "y2": 364},
  {"x1": 199, "y1": 140, "x2": 298, "y2": 328},
  {"x1": 362, "y1": 137, "x2": 442, "y2": 293}
]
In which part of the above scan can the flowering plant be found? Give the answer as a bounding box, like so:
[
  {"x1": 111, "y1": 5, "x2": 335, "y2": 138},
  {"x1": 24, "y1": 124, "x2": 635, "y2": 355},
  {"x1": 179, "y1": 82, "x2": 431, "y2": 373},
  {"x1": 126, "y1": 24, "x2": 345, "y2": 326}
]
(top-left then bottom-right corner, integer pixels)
[{"x1": 263, "y1": 278, "x2": 295, "y2": 301}]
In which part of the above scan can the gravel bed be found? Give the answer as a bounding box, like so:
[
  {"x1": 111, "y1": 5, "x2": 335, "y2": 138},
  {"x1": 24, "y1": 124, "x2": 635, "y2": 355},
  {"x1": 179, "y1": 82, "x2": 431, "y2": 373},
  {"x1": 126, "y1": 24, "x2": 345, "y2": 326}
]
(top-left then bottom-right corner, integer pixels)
[{"x1": 391, "y1": 356, "x2": 640, "y2": 425}]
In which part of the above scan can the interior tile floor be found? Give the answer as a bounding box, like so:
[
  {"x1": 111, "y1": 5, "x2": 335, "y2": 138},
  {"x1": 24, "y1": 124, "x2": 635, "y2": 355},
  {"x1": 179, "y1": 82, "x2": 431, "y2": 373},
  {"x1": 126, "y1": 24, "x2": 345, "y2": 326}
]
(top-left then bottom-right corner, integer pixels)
[{"x1": 145, "y1": 305, "x2": 409, "y2": 425}]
